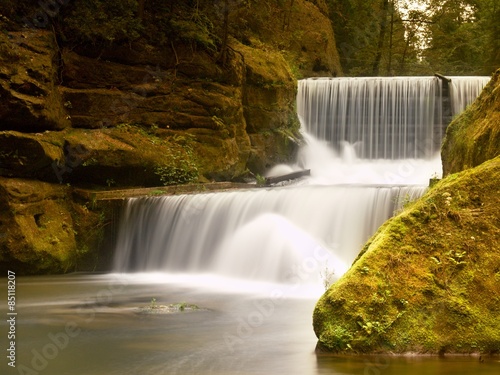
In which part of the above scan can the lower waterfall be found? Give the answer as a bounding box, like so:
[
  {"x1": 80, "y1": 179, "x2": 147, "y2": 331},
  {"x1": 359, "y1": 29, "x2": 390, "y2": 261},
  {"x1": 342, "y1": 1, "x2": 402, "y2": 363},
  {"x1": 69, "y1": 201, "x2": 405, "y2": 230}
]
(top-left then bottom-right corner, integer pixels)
[
  {"x1": 112, "y1": 128, "x2": 431, "y2": 286},
  {"x1": 113, "y1": 183, "x2": 426, "y2": 284}
]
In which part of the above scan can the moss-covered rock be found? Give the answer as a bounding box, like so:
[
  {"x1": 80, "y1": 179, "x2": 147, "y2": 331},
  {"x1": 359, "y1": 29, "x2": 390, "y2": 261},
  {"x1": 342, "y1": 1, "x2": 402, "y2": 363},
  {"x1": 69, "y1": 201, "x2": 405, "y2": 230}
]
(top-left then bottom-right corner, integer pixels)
[
  {"x1": 230, "y1": 0, "x2": 342, "y2": 78},
  {"x1": 313, "y1": 157, "x2": 500, "y2": 354},
  {"x1": 0, "y1": 177, "x2": 98, "y2": 274},
  {"x1": 1, "y1": 127, "x2": 201, "y2": 187},
  {"x1": 442, "y1": 69, "x2": 500, "y2": 175}
]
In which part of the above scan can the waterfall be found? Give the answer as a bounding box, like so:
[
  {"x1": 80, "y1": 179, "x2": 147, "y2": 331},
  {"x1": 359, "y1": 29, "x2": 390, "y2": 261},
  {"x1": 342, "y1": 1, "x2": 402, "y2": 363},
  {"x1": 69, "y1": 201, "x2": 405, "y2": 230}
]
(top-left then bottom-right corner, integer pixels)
[
  {"x1": 449, "y1": 76, "x2": 491, "y2": 115},
  {"x1": 113, "y1": 185, "x2": 426, "y2": 283},
  {"x1": 297, "y1": 76, "x2": 490, "y2": 159},
  {"x1": 112, "y1": 75, "x2": 489, "y2": 286}
]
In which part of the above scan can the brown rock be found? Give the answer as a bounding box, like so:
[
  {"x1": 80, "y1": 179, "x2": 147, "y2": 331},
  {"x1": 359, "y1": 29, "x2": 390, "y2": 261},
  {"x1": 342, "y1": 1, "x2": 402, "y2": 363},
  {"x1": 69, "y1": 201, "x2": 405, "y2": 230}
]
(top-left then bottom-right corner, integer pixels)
[
  {"x1": 0, "y1": 177, "x2": 76, "y2": 274},
  {"x1": 0, "y1": 30, "x2": 70, "y2": 131}
]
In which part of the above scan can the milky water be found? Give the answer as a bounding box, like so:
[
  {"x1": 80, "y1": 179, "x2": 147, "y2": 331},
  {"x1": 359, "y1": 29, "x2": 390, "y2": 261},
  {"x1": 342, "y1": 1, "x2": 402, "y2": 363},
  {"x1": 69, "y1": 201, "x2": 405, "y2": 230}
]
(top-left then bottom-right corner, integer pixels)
[{"x1": 2, "y1": 274, "x2": 498, "y2": 375}]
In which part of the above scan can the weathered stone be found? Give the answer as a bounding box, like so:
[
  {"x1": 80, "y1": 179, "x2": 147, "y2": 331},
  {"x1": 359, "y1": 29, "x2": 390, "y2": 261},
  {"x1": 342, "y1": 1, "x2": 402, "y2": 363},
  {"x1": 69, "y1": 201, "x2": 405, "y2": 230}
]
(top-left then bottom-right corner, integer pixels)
[
  {"x1": 0, "y1": 131, "x2": 64, "y2": 182},
  {"x1": 0, "y1": 178, "x2": 76, "y2": 274},
  {"x1": 0, "y1": 30, "x2": 70, "y2": 131}
]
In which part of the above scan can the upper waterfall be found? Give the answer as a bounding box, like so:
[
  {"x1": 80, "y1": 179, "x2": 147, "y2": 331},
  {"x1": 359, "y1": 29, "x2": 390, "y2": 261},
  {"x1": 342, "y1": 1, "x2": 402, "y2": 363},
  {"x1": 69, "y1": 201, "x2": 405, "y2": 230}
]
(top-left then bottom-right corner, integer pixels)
[
  {"x1": 448, "y1": 76, "x2": 491, "y2": 114},
  {"x1": 297, "y1": 76, "x2": 490, "y2": 160}
]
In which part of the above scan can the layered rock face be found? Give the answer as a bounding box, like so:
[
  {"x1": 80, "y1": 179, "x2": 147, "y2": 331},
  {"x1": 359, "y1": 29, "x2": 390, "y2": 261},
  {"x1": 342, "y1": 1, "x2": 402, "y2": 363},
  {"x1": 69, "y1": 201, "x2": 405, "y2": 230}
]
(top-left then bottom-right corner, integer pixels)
[{"x1": 0, "y1": 0, "x2": 341, "y2": 273}]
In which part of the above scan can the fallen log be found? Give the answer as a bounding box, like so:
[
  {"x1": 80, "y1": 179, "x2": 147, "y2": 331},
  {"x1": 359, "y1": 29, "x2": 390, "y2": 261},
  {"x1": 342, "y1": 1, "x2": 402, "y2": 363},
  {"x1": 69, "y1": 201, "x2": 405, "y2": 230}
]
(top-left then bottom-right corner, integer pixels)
[
  {"x1": 434, "y1": 73, "x2": 451, "y2": 83},
  {"x1": 265, "y1": 169, "x2": 311, "y2": 186}
]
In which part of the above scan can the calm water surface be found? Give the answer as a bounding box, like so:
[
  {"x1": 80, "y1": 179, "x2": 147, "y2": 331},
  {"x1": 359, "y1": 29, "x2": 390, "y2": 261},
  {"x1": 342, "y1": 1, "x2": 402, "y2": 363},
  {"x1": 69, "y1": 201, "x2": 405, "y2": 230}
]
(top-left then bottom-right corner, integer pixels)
[{"x1": 1, "y1": 274, "x2": 498, "y2": 375}]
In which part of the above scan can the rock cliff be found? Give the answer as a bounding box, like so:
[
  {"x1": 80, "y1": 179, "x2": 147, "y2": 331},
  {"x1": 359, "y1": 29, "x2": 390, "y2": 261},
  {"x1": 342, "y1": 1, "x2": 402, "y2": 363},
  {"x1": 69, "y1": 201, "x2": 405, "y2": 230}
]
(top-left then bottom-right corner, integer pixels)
[{"x1": 0, "y1": 0, "x2": 341, "y2": 273}]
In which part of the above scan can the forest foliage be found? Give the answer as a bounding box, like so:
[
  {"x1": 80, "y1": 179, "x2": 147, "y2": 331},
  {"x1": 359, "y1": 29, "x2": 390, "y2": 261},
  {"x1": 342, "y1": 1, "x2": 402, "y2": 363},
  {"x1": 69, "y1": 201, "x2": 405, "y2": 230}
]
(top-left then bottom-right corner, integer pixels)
[
  {"x1": 327, "y1": 0, "x2": 499, "y2": 76},
  {"x1": 0, "y1": 0, "x2": 498, "y2": 76}
]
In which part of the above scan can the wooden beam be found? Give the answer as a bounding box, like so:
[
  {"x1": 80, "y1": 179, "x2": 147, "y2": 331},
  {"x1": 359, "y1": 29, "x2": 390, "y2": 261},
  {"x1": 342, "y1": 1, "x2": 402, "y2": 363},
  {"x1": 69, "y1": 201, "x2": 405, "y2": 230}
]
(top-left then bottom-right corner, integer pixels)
[
  {"x1": 434, "y1": 73, "x2": 451, "y2": 83},
  {"x1": 265, "y1": 169, "x2": 311, "y2": 186}
]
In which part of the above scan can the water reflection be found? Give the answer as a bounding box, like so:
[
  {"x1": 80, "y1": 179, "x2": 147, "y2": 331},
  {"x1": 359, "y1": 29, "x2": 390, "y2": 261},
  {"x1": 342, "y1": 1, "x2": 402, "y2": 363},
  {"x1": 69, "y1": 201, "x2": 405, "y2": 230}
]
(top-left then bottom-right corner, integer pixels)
[
  {"x1": 316, "y1": 354, "x2": 500, "y2": 375},
  {"x1": 1, "y1": 274, "x2": 498, "y2": 375}
]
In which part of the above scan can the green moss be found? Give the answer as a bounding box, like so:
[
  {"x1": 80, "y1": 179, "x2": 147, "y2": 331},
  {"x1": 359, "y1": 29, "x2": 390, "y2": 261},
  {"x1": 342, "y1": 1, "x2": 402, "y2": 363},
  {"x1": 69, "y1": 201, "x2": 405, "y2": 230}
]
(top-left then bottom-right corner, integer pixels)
[
  {"x1": 314, "y1": 157, "x2": 500, "y2": 354},
  {"x1": 442, "y1": 70, "x2": 500, "y2": 175}
]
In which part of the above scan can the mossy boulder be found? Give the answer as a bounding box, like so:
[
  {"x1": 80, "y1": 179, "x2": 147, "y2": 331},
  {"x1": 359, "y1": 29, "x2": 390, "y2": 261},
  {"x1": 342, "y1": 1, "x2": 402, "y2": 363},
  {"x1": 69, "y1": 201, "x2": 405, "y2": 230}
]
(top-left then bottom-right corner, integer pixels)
[
  {"x1": 442, "y1": 69, "x2": 500, "y2": 175},
  {"x1": 313, "y1": 157, "x2": 500, "y2": 354},
  {"x1": 0, "y1": 176, "x2": 111, "y2": 275},
  {"x1": 231, "y1": 0, "x2": 342, "y2": 78}
]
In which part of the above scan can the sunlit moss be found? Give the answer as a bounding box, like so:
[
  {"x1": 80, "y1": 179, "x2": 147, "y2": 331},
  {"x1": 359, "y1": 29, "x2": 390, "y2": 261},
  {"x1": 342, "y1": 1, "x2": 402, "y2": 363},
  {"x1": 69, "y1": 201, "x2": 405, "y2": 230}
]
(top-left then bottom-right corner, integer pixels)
[{"x1": 314, "y1": 156, "x2": 500, "y2": 354}]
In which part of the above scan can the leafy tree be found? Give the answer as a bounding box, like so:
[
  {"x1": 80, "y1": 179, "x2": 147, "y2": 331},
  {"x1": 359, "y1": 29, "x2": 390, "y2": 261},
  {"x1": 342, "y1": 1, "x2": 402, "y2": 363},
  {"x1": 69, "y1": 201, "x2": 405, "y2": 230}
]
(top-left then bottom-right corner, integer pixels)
[
  {"x1": 328, "y1": 0, "x2": 498, "y2": 76},
  {"x1": 419, "y1": 0, "x2": 499, "y2": 75},
  {"x1": 327, "y1": 0, "x2": 420, "y2": 76},
  {"x1": 62, "y1": 0, "x2": 142, "y2": 44}
]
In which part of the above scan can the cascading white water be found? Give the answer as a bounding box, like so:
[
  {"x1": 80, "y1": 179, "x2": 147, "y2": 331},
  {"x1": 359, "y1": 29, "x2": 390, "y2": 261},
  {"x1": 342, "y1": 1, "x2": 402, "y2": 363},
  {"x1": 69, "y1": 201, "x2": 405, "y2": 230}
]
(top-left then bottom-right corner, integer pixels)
[
  {"x1": 449, "y1": 76, "x2": 491, "y2": 115},
  {"x1": 113, "y1": 184, "x2": 426, "y2": 284},
  {"x1": 297, "y1": 77, "x2": 442, "y2": 159},
  {"x1": 297, "y1": 76, "x2": 490, "y2": 159},
  {"x1": 112, "y1": 75, "x2": 490, "y2": 288}
]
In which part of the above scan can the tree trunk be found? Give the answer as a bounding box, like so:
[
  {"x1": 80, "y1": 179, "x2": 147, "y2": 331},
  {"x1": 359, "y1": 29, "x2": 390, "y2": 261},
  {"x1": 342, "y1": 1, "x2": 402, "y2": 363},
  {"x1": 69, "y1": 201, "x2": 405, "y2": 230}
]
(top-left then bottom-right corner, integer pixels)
[
  {"x1": 387, "y1": 4, "x2": 394, "y2": 76},
  {"x1": 372, "y1": 0, "x2": 390, "y2": 76},
  {"x1": 138, "y1": 0, "x2": 146, "y2": 21},
  {"x1": 217, "y1": 0, "x2": 230, "y2": 66}
]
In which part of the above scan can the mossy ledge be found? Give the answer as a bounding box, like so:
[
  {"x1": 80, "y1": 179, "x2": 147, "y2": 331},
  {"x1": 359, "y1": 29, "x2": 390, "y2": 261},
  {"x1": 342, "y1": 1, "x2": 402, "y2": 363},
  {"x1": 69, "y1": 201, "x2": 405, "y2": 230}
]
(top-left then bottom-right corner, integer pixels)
[{"x1": 313, "y1": 156, "x2": 500, "y2": 354}]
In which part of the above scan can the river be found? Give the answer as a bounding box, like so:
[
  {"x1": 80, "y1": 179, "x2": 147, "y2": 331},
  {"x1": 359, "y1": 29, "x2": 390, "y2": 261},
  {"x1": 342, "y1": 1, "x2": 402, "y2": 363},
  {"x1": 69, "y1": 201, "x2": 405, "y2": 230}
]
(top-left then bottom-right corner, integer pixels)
[{"x1": 2, "y1": 273, "x2": 498, "y2": 375}]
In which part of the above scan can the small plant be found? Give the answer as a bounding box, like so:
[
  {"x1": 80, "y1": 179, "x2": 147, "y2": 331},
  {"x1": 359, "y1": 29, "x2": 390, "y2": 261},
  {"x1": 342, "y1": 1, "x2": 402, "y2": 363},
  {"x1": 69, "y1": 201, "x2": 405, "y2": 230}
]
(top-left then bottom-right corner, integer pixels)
[
  {"x1": 149, "y1": 190, "x2": 165, "y2": 196},
  {"x1": 150, "y1": 298, "x2": 157, "y2": 309},
  {"x1": 154, "y1": 163, "x2": 198, "y2": 186},
  {"x1": 446, "y1": 250, "x2": 467, "y2": 266},
  {"x1": 255, "y1": 174, "x2": 267, "y2": 186},
  {"x1": 360, "y1": 266, "x2": 370, "y2": 275},
  {"x1": 319, "y1": 263, "x2": 335, "y2": 290}
]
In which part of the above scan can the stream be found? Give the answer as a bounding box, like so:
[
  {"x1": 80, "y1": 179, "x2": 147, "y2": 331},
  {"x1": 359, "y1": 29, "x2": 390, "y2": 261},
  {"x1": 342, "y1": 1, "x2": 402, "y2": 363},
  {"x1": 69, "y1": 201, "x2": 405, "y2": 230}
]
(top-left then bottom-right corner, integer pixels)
[{"x1": 2, "y1": 273, "x2": 498, "y2": 375}]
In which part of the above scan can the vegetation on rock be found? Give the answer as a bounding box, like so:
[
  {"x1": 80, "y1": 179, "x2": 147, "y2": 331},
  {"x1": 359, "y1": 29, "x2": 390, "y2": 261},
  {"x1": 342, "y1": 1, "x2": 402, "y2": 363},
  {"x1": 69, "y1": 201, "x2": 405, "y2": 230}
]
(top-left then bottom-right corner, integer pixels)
[
  {"x1": 0, "y1": 177, "x2": 109, "y2": 274},
  {"x1": 442, "y1": 69, "x2": 500, "y2": 175},
  {"x1": 313, "y1": 72, "x2": 500, "y2": 354},
  {"x1": 314, "y1": 156, "x2": 500, "y2": 354}
]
